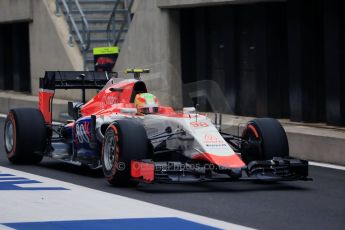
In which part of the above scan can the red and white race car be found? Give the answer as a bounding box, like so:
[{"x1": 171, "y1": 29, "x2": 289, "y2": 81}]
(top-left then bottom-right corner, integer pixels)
[{"x1": 4, "y1": 69, "x2": 310, "y2": 186}]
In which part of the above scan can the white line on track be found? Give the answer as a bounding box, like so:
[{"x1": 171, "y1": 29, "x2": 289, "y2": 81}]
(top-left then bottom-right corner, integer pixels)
[
  {"x1": 0, "y1": 113, "x2": 344, "y2": 170},
  {"x1": 0, "y1": 166, "x2": 251, "y2": 229},
  {"x1": 309, "y1": 161, "x2": 345, "y2": 171}
]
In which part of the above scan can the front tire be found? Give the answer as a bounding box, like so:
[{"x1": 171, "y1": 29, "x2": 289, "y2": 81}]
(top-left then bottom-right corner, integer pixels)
[
  {"x1": 241, "y1": 118, "x2": 289, "y2": 164},
  {"x1": 101, "y1": 119, "x2": 150, "y2": 186},
  {"x1": 4, "y1": 108, "x2": 46, "y2": 164}
]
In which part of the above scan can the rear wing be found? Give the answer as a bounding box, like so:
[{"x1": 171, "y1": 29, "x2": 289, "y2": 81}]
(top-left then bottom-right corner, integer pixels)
[
  {"x1": 39, "y1": 71, "x2": 117, "y2": 124},
  {"x1": 39, "y1": 71, "x2": 117, "y2": 90}
]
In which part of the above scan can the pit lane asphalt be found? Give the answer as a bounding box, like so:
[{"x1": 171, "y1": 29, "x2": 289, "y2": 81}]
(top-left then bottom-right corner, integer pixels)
[{"x1": 0, "y1": 118, "x2": 344, "y2": 230}]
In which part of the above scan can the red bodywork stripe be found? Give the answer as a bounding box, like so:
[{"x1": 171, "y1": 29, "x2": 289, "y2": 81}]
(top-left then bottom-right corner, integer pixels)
[
  {"x1": 131, "y1": 160, "x2": 154, "y2": 182},
  {"x1": 39, "y1": 90, "x2": 54, "y2": 124},
  {"x1": 192, "y1": 153, "x2": 246, "y2": 168}
]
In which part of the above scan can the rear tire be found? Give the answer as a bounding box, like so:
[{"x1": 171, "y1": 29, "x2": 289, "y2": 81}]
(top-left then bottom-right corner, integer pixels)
[
  {"x1": 101, "y1": 119, "x2": 150, "y2": 186},
  {"x1": 241, "y1": 118, "x2": 289, "y2": 164},
  {"x1": 4, "y1": 108, "x2": 46, "y2": 164}
]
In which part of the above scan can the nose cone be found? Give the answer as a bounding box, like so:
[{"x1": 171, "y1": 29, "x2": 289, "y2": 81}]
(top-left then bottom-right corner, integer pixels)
[{"x1": 192, "y1": 153, "x2": 245, "y2": 168}]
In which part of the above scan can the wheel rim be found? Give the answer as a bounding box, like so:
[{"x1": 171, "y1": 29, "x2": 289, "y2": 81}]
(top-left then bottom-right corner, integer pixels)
[
  {"x1": 5, "y1": 120, "x2": 14, "y2": 152},
  {"x1": 103, "y1": 131, "x2": 117, "y2": 171}
]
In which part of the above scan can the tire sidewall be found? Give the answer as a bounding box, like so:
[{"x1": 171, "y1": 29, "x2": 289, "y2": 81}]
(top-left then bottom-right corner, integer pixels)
[
  {"x1": 242, "y1": 118, "x2": 289, "y2": 163},
  {"x1": 102, "y1": 124, "x2": 122, "y2": 181},
  {"x1": 4, "y1": 108, "x2": 46, "y2": 164},
  {"x1": 4, "y1": 112, "x2": 17, "y2": 158},
  {"x1": 252, "y1": 118, "x2": 289, "y2": 160},
  {"x1": 101, "y1": 119, "x2": 150, "y2": 186}
]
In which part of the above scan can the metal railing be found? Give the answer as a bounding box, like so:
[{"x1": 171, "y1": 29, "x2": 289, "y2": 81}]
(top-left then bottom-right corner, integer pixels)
[
  {"x1": 55, "y1": 0, "x2": 90, "y2": 70},
  {"x1": 106, "y1": 0, "x2": 134, "y2": 46}
]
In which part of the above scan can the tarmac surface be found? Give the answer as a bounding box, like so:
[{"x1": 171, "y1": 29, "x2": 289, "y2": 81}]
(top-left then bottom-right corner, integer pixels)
[{"x1": 0, "y1": 118, "x2": 344, "y2": 230}]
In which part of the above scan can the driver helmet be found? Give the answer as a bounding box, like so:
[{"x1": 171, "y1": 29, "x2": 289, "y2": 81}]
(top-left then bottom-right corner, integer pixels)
[{"x1": 134, "y1": 93, "x2": 159, "y2": 114}]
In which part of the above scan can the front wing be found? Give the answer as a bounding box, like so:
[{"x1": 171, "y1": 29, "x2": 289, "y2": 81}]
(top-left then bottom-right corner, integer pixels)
[{"x1": 130, "y1": 157, "x2": 311, "y2": 184}]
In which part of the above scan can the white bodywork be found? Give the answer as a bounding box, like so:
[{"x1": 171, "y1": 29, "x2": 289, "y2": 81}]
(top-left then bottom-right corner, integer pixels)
[
  {"x1": 144, "y1": 114, "x2": 236, "y2": 159},
  {"x1": 95, "y1": 112, "x2": 236, "y2": 160}
]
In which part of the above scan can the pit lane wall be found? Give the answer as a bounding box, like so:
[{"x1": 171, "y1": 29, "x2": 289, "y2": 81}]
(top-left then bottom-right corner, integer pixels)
[
  {"x1": 0, "y1": 0, "x2": 87, "y2": 100},
  {"x1": 220, "y1": 114, "x2": 345, "y2": 166}
]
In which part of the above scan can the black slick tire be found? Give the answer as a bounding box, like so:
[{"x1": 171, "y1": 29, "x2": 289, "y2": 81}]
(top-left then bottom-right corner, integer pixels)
[
  {"x1": 241, "y1": 118, "x2": 289, "y2": 164},
  {"x1": 4, "y1": 108, "x2": 46, "y2": 164},
  {"x1": 101, "y1": 119, "x2": 150, "y2": 186}
]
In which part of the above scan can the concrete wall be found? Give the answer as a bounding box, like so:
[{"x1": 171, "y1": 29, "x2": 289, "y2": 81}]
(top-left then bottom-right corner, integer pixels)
[
  {"x1": 218, "y1": 114, "x2": 345, "y2": 166},
  {"x1": 0, "y1": 0, "x2": 33, "y2": 22},
  {"x1": 30, "y1": 0, "x2": 85, "y2": 100},
  {"x1": 0, "y1": 91, "x2": 67, "y2": 121},
  {"x1": 114, "y1": 0, "x2": 183, "y2": 108},
  {"x1": 0, "y1": 0, "x2": 87, "y2": 101}
]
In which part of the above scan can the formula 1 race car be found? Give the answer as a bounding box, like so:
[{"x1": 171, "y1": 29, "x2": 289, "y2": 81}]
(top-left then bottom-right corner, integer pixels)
[{"x1": 3, "y1": 69, "x2": 310, "y2": 186}]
